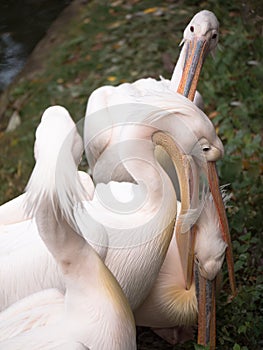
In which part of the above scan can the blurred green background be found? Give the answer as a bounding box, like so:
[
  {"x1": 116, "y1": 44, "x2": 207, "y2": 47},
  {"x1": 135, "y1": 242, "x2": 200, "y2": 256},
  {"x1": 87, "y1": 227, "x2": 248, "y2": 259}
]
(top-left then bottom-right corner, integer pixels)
[{"x1": 0, "y1": 1, "x2": 262, "y2": 349}]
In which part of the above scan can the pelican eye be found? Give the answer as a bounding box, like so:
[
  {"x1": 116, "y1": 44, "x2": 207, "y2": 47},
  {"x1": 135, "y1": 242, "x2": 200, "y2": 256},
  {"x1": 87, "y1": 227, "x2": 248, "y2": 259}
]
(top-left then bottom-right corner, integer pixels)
[
  {"x1": 212, "y1": 33, "x2": 217, "y2": 39},
  {"x1": 190, "y1": 26, "x2": 194, "y2": 32},
  {"x1": 202, "y1": 145, "x2": 211, "y2": 152}
]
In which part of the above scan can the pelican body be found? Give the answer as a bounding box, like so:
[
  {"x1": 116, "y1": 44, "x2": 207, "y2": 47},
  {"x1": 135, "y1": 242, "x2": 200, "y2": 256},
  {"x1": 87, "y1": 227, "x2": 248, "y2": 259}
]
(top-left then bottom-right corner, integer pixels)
[
  {"x1": 0, "y1": 106, "x2": 136, "y2": 349},
  {"x1": 0, "y1": 93, "x2": 223, "y2": 314},
  {"x1": 1, "y1": 101, "x2": 190, "y2": 312}
]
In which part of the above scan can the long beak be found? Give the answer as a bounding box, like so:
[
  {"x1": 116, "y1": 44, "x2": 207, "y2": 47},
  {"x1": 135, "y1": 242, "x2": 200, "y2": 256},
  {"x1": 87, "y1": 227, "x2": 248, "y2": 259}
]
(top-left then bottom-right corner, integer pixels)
[
  {"x1": 175, "y1": 154, "x2": 196, "y2": 291},
  {"x1": 175, "y1": 35, "x2": 212, "y2": 290},
  {"x1": 175, "y1": 155, "x2": 199, "y2": 291},
  {"x1": 177, "y1": 37, "x2": 210, "y2": 101},
  {"x1": 173, "y1": 156, "x2": 219, "y2": 348},
  {"x1": 195, "y1": 267, "x2": 217, "y2": 350},
  {"x1": 152, "y1": 131, "x2": 196, "y2": 290},
  {"x1": 176, "y1": 32, "x2": 236, "y2": 298},
  {"x1": 207, "y1": 162, "x2": 237, "y2": 296}
]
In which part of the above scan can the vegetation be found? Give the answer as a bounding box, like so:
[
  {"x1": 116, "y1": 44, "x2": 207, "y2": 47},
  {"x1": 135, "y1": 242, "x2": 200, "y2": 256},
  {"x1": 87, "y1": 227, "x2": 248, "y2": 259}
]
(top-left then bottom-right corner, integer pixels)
[{"x1": 0, "y1": 0, "x2": 262, "y2": 349}]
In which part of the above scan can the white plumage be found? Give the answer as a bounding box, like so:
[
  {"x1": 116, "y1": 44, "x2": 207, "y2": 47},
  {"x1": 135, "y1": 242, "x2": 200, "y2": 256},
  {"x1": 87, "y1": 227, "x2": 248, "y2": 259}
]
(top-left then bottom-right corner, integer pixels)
[
  {"x1": 0, "y1": 10, "x2": 235, "y2": 348},
  {"x1": 0, "y1": 92, "x2": 223, "y2": 312},
  {"x1": 0, "y1": 106, "x2": 136, "y2": 349},
  {"x1": 134, "y1": 193, "x2": 227, "y2": 328}
]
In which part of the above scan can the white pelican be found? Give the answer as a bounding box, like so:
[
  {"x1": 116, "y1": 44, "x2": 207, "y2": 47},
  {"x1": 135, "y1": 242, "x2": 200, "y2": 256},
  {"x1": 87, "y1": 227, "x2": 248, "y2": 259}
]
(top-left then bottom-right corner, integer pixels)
[
  {"x1": 0, "y1": 98, "x2": 232, "y2": 350},
  {"x1": 0, "y1": 106, "x2": 136, "y2": 349},
  {"x1": 134, "y1": 192, "x2": 227, "y2": 339},
  {"x1": 1, "y1": 99, "x2": 205, "y2": 312},
  {"x1": 83, "y1": 10, "x2": 236, "y2": 348},
  {"x1": 82, "y1": 10, "x2": 236, "y2": 298},
  {"x1": 0, "y1": 100, "x2": 229, "y2": 350}
]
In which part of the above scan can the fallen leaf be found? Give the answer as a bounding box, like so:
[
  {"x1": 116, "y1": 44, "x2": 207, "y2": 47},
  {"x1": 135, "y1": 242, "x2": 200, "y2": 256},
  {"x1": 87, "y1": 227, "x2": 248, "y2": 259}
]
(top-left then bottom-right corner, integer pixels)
[
  {"x1": 6, "y1": 111, "x2": 21, "y2": 133},
  {"x1": 83, "y1": 18, "x2": 90, "y2": 24},
  {"x1": 107, "y1": 76, "x2": 117, "y2": 82},
  {"x1": 56, "y1": 78, "x2": 64, "y2": 84},
  {"x1": 107, "y1": 21, "x2": 123, "y2": 29},
  {"x1": 209, "y1": 111, "x2": 218, "y2": 119},
  {"x1": 143, "y1": 7, "x2": 158, "y2": 14}
]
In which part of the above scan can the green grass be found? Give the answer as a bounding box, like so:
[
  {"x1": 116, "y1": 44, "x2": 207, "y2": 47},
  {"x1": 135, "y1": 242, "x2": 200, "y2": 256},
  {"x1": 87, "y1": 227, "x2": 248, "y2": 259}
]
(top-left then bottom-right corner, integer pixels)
[{"x1": 0, "y1": 0, "x2": 262, "y2": 349}]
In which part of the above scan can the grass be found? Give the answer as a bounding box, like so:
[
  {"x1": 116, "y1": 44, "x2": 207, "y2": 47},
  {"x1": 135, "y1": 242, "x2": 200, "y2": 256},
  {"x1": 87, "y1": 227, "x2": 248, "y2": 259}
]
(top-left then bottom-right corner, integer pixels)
[{"x1": 0, "y1": 0, "x2": 262, "y2": 349}]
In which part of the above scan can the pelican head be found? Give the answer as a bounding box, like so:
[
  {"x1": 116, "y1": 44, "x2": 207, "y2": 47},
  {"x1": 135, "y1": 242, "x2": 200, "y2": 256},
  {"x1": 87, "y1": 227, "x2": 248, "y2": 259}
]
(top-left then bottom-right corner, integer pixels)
[
  {"x1": 194, "y1": 193, "x2": 227, "y2": 281},
  {"x1": 175, "y1": 97, "x2": 224, "y2": 163},
  {"x1": 26, "y1": 106, "x2": 84, "y2": 224},
  {"x1": 34, "y1": 106, "x2": 83, "y2": 166},
  {"x1": 188, "y1": 113, "x2": 224, "y2": 167},
  {"x1": 182, "y1": 10, "x2": 219, "y2": 54},
  {"x1": 177, "y1": 10, "x2": 219, "y2": 100},
  {"x1": 196, "y1": 137, "x2": 222, "y2": 162},
  {"x1": 147, "y1": 91, "x2": 224, "y2": 163}
]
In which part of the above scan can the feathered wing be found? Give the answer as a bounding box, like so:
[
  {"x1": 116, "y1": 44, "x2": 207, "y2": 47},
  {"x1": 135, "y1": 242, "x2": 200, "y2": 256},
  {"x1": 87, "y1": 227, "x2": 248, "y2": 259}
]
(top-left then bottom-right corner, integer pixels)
[
  {"x1": 0, "y1": 289, "x2": 64, "y2": 341},
  {"x1": 134, "y1": 202, "x2": 198, "y2": 328},
  {"x1": 0, "y1": 194, "x2": 29, "y2": 225},
  {"x1": 0, "y1": 219, "x2": 65, "y2": 312}
]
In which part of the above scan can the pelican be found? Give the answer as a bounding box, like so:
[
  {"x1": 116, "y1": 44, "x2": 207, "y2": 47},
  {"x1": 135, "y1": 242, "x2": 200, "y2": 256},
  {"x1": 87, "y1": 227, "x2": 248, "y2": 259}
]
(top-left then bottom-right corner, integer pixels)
[
  {"x1": 0, "y1": 99, "x2": 230, "y2": 350},
  {"x1": 0, "y1": 106, "x2": 136, "y2": 349},
  {"x1": 83, "y1": 10, "x2": 236, "y2": 348},
  {"x1": 1, "y1": 100, "x2": 204, "y2": 312},
  {"x1": 0, "y1": 99, "x2": 233, "y2": 349},
  {"x1": 134, "y1": 192, "x2": 227, "y2": 341}
]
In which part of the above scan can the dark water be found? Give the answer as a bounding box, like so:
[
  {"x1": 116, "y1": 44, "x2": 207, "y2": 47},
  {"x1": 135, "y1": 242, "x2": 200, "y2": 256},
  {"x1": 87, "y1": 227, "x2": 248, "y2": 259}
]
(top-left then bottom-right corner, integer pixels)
[{"x1": 0, "y1": 0, "x2": 71, "y2": 92}]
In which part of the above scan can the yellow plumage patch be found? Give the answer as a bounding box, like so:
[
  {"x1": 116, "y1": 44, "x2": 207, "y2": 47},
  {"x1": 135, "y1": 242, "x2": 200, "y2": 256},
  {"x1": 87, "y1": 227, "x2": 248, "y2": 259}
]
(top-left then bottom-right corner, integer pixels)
[{"x1": 159, "y1": 283, "x2": 198, "y2": 326}]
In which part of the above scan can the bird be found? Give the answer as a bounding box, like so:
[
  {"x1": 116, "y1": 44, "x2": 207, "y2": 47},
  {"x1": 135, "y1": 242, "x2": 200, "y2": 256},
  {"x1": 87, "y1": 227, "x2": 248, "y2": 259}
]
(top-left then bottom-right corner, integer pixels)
[
  {"x1": 83, "y1": 10, "x2": 236, "y2": 347},
  {"x1": 0, "y1": 106, "x2": 137, "y2": 350},
  {"x1": 134, "y1": 191, "x2": 227, "y2": 343},
  {"x1": 0, "y1": 94, "x2": 222, "y2": 313},
  {"x1": 83, "y1": 71, "x2": 227, "y2": 283},
  {"x1": 83, "y1": 83, "x2": 233, "y2": 348},
  {"x1": 0, "y1": 104, "x2": 229, "y2": 350}
]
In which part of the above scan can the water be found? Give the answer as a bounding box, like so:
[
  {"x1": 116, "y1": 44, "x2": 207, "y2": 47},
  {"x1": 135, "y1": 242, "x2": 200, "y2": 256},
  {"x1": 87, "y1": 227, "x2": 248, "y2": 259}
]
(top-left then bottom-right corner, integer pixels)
[{"x1": 0, "y1": 0, "x2": 71, "y2": 92}]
